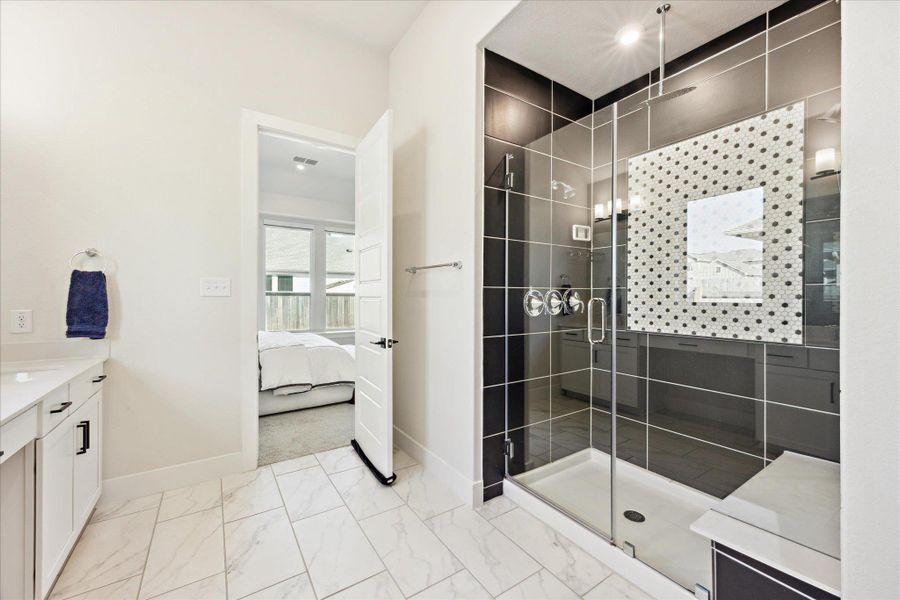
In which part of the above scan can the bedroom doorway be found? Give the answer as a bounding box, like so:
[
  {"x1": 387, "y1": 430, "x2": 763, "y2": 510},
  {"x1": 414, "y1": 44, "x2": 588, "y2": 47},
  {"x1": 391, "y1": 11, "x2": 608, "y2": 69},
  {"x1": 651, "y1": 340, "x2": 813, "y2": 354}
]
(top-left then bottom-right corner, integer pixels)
[{"x1": 255, "y1": 129, "x2": 359, "y2": 466}]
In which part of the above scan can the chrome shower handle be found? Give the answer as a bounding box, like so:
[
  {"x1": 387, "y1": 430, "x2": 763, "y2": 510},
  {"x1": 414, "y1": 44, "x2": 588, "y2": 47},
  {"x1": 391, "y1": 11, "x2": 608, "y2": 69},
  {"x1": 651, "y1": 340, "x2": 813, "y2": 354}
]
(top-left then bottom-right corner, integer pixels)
[{"x1": 587, "y1": 298, "x2": 607, "y2": 345}]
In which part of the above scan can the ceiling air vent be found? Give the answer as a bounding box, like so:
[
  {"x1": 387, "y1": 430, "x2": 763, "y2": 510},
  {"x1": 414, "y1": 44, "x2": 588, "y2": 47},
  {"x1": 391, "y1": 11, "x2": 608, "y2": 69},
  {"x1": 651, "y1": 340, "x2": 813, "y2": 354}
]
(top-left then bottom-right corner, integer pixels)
[{"x1": 292, "y1": 156, "x2": 319, "y2": 166}]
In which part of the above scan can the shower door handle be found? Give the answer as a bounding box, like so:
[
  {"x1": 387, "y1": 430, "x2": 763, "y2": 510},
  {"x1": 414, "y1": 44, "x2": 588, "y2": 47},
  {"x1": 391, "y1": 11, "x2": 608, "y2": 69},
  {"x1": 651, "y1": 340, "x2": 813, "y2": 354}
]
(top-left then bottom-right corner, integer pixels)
[{"x1": 587, "y1": 298, "x2": 607, "y2": 344}]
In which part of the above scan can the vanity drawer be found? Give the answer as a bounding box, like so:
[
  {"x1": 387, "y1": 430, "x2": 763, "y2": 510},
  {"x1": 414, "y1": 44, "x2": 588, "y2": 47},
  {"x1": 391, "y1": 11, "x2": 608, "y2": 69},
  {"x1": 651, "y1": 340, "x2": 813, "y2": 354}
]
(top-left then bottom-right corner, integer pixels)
[
  {"x1": 0, "y1": 406, "x2": 37, "y2": 464},
  {"x1": 69, "y1": 364, "x2": 105, "y2": 412},
  {"x1": 38, "y1": 387, "x2": 72, "y2": 438}
]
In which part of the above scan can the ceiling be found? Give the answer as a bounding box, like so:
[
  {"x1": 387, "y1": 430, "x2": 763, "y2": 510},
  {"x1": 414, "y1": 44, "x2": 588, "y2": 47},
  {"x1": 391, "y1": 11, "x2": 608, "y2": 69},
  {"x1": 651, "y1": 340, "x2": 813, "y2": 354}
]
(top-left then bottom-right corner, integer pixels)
[
  {"x1": 258, "y1": 131, "x2": 354, "y2": 203},
  {"x1": 484, "y1": 0, "x2": 782, "y2": 99},
  {"x1": 257, "y1": 0, "x2": 427, "y2": 52}
]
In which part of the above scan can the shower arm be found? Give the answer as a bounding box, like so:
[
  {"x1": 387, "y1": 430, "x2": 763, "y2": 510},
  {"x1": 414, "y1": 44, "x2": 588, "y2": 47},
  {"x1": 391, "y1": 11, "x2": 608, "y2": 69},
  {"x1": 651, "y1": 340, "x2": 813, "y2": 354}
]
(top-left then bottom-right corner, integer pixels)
[{"x1": 657, "y1": 3, "x2": 671, "y2": 97}]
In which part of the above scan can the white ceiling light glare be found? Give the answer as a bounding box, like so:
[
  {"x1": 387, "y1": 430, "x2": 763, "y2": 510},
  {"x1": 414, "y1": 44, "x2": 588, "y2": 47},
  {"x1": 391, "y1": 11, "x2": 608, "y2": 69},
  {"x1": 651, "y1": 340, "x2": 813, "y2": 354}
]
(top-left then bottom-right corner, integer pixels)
[
  {"x1": 292, "y1": 156, "x2": 318, "y2": 172},
  {"x1": 295, "y1": 163, "x2": 306, "y2": 171},
  {"x1": 615, "y1": 23, "x2": 643, "y2": 46}
]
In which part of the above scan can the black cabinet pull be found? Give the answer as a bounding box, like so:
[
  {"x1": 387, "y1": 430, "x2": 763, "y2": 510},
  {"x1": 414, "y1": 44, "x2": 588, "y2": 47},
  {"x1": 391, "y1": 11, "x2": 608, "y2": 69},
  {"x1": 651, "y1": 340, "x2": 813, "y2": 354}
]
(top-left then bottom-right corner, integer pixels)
[
  {"x1": 50, "y1": 401, "x2": 72, "y2": 414},
  {"x1": 76, "y1": 420, "x2": 89, "y2": 455},
  {"x1": 92, "y1": 375, "x2": 107, "y2": 383}
]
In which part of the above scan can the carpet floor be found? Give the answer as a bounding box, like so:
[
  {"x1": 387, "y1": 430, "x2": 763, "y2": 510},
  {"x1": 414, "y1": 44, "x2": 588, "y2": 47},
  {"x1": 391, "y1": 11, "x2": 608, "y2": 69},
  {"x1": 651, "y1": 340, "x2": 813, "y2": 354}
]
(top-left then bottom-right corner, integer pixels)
[{"x1": 258, "y1": 401, "x2": 354, "y2": 466}]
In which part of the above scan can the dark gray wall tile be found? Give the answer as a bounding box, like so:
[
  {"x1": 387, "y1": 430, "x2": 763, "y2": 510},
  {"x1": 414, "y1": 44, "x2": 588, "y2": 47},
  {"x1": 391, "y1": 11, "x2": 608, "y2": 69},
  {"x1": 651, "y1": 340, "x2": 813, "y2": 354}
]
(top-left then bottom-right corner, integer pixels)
[
  {"x1": 550, "y1": 410, "x2": 591, "y2": 460},
  {"x1": 508, "y1": 288, "x2": 550, "y2": 334},
  {"x1": 508, "y1": 333, "x2": 551, "y2": 382},
  {"x1": 485, "y1": 49, "x2": 551, "y2": 110},
  {"x1": 769, "y1": 0, "x2": 840, "y2": 50},
  {"x1": 483, "y1": 187, "x2": 505, "y2": 238},
  {"x1": 485, "y1": 136, "x2": 551, "y2": 199},
  {"x1": 551, "y1": 372, "x2": 591, "y2": 415},
  {"x1": 648, "y1": 336, "x2": 765, "y2": 398},
  {"x1": 483, "y1": 288, "x2": 505, "y2": 336},
  {"x1": 551, "y1": 158, "x2": 592, "y2": 207},
  {"x1": 483, "y1": 237, "x2": 505, "y2": 287},
  {"x1": 663, "y1": 34, "x2": 765, "y2": 92},
  {"x1": 768, "y1": 23, "x2": 840, "y2": 107},
  {"x1": 508, "y1": 193, "x2": 552, "y2": 243},
  {"x1": 592, "y1": 370, "x2": 647, "y2": 420},
  {"x1": 650, "y1": 56, "x2": 766, "y2": 149},
  {"x1": 508, "y1": 377, "x2": 551, "y2": 429},
  {"x1": 483, "y1": 337, "x2": 505, "y2": 386},
  {"x1": 592, "y1": 411, "x2": 648, "y2": 468},
  {"x1": 482, "y1": 434, "x2": 505, "y2": 486},
  {"x1": 804, "y1": 219, "x2": 840, "y2": 285},
  {"x1": 805, "y1": 284, "x2": 839, "y2": 347},
  {"x1": 508, "y1": 240, "x2": 551, "y2": 287},
  {"x1": 766, "y1": 403, "x2": 839, "y2": 461},
  {"x1": 552, "y1": 245, "x2": 590, "y2": 289},
  {"x1": 485, "y1": 87, "x2": 552, "y2": 152},
  {"x1": 648, "y1": 427, "x2": 764, "y2": 498},
  {"x1": 552, "y1": 332, "x2": 591, "y2": 375},
  {"x1": 553, "y1": 116, "x2": 591, "y2": 167},
  {"x1": 507, "y1": 421, "x2": 551, "y2": 475},
  {"x1": 766, "y1": 345, "x2": 839, "y2": 413},
  {"x1": 483, "y1": 385, "x2": 505, "y2": 437},
  {"x1": 552, "y1": 202, "x2": 591, "y2": 248},
  {"x1": 617, "y1": 107, "x2": 649, "y2": 159},
  {"x1": 648, "y1": 380, "x2": 765, "y2": 456},
  {"x1": 593, "y1": 121, "x2": 612, "y2": 167},
  {"x1": 552, "y1": 82, "x2": 592, "y2": 122}
]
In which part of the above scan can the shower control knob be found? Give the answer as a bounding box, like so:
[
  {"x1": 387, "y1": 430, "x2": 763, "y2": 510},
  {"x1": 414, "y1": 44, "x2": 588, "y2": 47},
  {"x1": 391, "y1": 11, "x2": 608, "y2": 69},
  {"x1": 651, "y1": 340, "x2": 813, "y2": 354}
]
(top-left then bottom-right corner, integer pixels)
[
  {"x1": 563, "y1": 289, "x2": 584, "y2": 313},
  {"x1": 523, "y1": 289, "x2": 544, "y2": 317},
  {"x1": 545, "y1": 290, "x2": 564, "y2": 316}
]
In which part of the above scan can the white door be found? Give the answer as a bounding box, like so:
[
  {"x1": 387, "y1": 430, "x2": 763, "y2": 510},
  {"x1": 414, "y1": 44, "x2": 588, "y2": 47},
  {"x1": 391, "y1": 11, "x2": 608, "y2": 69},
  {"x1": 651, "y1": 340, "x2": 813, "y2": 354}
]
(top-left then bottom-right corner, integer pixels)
[
  {"x1": 36, "y1": 420, "x2": 74, "y2": 599},
  {"x1": 353, "y1": 110, "x2": 394, "y2": 482}
]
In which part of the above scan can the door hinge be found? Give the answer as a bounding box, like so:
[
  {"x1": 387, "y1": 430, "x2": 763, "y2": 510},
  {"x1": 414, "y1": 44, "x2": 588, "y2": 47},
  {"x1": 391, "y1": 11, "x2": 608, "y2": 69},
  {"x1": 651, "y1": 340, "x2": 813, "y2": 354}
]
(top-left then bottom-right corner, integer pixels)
[
  {"x1": 622, "y1": 541, "x2": 636, "y2": 558},
  {"x1": 504, "y1": 438, "x2": 515, "y2": 459}
]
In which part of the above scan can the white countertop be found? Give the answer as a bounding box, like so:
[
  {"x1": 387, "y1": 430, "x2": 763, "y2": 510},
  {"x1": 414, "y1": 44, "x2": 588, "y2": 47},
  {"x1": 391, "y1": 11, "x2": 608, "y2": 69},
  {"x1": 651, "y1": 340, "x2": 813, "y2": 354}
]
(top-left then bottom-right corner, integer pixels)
[
  {"x1": 691, "y1": 451, "x2": 841, "y2": 596},
  {"x1": 1, "y1": 357, "x2": 106, "y2": 426}
]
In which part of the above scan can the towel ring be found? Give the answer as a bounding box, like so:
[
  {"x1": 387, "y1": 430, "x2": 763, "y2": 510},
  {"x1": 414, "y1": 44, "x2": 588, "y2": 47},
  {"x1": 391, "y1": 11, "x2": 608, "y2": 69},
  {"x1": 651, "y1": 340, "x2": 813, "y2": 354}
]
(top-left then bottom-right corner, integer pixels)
[{"x1": 70, "y1": 248, "x2": 103, "y2": 270}]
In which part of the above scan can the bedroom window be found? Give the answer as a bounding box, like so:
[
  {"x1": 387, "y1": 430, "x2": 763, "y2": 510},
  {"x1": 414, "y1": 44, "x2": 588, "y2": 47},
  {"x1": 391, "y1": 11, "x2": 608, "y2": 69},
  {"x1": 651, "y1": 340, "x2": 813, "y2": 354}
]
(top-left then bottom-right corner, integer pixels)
[
  {"x1": 265, "y1": 225, "x2": 312, "y2": 331},
  {"x1": 263, "y1": 222, "x2": 355, "y2": 333},
  {"x1": 325, "y1": 231, "x2": 355, "y2": 329}
]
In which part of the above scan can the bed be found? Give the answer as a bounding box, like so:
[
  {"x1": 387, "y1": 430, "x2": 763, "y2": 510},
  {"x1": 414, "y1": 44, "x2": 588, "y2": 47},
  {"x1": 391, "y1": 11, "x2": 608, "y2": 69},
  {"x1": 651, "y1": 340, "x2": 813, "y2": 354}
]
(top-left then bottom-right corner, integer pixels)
[{"x1": 258, "y1": 331, "x2": 355, "y2": 416}]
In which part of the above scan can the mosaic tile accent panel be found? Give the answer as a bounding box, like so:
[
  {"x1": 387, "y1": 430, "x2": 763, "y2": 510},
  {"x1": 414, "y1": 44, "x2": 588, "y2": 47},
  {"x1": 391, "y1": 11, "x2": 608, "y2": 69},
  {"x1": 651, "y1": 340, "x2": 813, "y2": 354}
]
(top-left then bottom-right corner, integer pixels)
[{"x1": 627, "y1": 102, "x2": 805, "y2": 343}]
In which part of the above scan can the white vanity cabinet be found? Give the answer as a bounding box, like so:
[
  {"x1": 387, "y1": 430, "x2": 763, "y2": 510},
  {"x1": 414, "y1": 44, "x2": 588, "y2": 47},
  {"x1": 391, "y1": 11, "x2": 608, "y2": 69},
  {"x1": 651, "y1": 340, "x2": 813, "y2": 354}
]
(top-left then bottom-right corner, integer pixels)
[{"x1": 34, "y1": 370, "x2": 104, "y2": 600}]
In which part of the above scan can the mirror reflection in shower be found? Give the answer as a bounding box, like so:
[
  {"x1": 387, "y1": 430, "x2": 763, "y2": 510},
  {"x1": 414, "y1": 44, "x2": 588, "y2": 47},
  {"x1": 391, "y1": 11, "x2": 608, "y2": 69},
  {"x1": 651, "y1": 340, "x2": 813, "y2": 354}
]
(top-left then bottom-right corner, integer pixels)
[{"x1": 686, "y1": 187, "x2": 764, "y2": 303}]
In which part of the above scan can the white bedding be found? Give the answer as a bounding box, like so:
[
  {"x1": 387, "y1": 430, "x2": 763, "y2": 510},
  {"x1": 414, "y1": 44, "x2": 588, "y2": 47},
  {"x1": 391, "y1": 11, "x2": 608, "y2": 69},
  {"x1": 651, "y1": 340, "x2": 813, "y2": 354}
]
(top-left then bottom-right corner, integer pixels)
[{"x1": 258, "y1": 331, "x2": 355, "y2": 396}]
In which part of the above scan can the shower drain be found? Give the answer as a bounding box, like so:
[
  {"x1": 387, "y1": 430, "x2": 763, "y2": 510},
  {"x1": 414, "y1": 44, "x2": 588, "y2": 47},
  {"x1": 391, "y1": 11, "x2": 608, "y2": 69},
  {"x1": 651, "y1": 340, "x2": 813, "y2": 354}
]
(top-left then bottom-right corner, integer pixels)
[{"x1": 624, "y1": 510, "x2": 646, "y2": 523}]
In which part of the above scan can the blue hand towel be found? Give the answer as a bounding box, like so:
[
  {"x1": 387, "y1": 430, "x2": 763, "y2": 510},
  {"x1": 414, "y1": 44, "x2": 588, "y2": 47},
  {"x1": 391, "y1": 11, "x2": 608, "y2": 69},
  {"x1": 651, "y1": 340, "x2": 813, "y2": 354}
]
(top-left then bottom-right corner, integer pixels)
[{"x1": 66, "y1": 270, "x2": 108, "y2": 339}]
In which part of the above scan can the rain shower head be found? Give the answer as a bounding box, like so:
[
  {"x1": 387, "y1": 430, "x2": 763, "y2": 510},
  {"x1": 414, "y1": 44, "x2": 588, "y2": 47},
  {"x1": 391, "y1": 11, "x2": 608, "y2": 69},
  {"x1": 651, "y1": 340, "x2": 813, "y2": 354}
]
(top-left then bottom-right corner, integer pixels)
[{"x1": 644, "y1": 3, "x2": 696, "y2": 107}]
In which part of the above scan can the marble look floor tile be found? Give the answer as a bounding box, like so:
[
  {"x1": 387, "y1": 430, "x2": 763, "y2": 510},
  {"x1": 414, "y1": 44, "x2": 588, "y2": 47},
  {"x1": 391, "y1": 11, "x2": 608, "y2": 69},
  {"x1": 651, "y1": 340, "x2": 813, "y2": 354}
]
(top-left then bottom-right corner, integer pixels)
[
  {"x1": 277, "y1": 465, "x2": 344, "y2": 522},
  {"x1": 476, "y1": 495, "x2": 518, "y2": 520},
  {"x1": 360, "y1": 505, "x2": 462, "y2": 596},
  {"x1": 224, "y1": 508, "x2": 305, "y2": 600},
  {"x1": 63, "y1": 576, "x2": 141, "y2": 600},
  {"x1": 491, "y1": 508, "x2": 611, "y2": 595},
  {"x1": 292, "y1": 506, "x2": 384, "y2": 598},
  {"x1": 146, "y1": 573, "x2": 226, "y2": 599},
  {"x1": 90, "y1": 493, "x2": 161, "y2": 523},
  {"x1": 392, "y1": 465, "x2": 464, "y2": 520},
  {"x1": 50, "y1": 509, "x2": 156, "y2": 600},
  {"x1": 426, "y1": 506, "x2": 540, "y2": 596},
  {"x1": 314, "y1": 446, "x2": 364, "y2": 474},
  {"x1": 139, "y1": 507, "x2": 225, "y2": 599},
  {"x1": 270, "y1": 455, "x2": 319, "y2": 476},
  {"x1": 242, "y1": 574, "x2": 315, "y2": 600},
  {"x1": 410, "y1": 570, "x2": 492, "y2": 600},
  {"x1": 392, "y1": 447, "x2": 417, "y2": 470},
  {"x1": 158, "y1": 480, "x2": 221, "y2": 522},
  {"x1": 496, "y1": 569, "x2": 579, "y2": 599},
  {"x1": 330, "y1": 466, "x2": 404, "y2": 520},
  {"x1": 222, "y1": 467, "x2": 282, "y2": 522},
  {"x1": 582, "y1": 573, "x2": 651, "y2": 600},
  {"x1": 329, "y1": 571, "x2": 404, "y2": 600}
]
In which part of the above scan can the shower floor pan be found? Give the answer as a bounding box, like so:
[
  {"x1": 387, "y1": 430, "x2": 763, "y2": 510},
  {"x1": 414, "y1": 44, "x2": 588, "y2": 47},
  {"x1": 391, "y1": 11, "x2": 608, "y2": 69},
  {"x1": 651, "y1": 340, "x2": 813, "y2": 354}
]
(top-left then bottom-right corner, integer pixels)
[{"x1": 514, "y1": 448, "x2": 715, "y2": 591}]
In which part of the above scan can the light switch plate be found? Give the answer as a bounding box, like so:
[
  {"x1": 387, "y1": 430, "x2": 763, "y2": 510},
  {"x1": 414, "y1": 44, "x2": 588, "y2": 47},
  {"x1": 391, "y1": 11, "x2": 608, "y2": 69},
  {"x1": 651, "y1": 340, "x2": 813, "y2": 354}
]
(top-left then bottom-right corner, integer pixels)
[
  {"x1": 200, "y1": 278, "x2": 231, "y2": 297},
  {"x1": 10, "y1": 309, "x2": 33, "y2": 333}
]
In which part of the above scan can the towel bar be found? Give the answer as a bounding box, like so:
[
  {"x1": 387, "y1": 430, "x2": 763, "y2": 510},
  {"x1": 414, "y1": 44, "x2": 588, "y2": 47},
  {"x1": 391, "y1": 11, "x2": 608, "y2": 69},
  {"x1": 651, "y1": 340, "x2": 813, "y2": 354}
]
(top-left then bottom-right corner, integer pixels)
[{"x1": 405, "y1": 261, "x2": 463, "y2": 274}]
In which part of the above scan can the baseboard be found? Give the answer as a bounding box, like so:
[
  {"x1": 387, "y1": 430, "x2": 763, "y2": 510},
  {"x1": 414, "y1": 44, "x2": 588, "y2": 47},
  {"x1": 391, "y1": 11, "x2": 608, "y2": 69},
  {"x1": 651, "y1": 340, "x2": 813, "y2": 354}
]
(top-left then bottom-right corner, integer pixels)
[
  {"x1": 102, "y1": 451, "x2": 244, "y2": 502},
  {"x1": 392, "y1": 426, "x2": 480, "y2": 506},
  {"x1": 503, "y1": 479, "x2": 693, "y2": 600}
]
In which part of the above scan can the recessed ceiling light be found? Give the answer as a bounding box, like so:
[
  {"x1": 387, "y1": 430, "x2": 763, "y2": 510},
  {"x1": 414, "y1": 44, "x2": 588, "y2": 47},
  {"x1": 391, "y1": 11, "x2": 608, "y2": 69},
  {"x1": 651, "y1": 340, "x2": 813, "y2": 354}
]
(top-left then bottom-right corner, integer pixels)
[{"x1": 615, "y1": 23, "x2": 643, "y2": 46}]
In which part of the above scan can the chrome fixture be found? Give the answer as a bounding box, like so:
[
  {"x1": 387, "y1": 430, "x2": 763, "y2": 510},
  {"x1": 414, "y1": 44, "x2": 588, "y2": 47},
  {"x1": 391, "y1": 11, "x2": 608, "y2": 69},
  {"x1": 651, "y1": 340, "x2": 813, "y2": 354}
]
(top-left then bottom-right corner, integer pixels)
[
  {"x1": 504, "y1": 153, "x2": 515, "y2": 190},
  {"x1": 645, "y1": 4, "x2": 696, "y2": 107},
  {"x1": 545, "y1": 290, "x2": 564, "y2": 316},
  {"x1": 523, "y1": 289, "x2": 545, "y2": 317},
  {"x1": 562, "y1": 288, "x2": 584, "y2": 314},
  {"x1": 404, "y1": 261, "x2": 463, "y2": 274},
  {"x1": 69, "y1": 248, "x2": 103, "y2": 269},
  {"x1": 587, "y1": 297, "x2": 608, "y2": 344}
]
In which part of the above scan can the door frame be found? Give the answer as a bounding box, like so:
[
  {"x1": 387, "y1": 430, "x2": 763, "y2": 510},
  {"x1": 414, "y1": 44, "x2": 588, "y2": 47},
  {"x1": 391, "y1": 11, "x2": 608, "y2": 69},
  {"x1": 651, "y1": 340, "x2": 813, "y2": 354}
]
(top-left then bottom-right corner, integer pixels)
[{"x1": 239, "y1": 110, "x2": 360, "y2": 470}]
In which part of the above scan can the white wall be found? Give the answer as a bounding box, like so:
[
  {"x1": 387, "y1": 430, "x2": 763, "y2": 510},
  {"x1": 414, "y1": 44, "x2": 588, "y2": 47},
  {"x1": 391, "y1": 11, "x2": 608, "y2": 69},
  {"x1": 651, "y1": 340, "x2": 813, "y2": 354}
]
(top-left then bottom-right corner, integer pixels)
[
  {"x1": 389, "y1": 0, "x2": 518, "y2": 501},
  {"x1": 0, "y1": 1, "x2": 387, "y2": 484},
  {"x1": 260, "y1": 192, "x2": 354, "y2": 223},
  {"x1": 840, "y1": 3, "x2": 900, "y2": 598}
]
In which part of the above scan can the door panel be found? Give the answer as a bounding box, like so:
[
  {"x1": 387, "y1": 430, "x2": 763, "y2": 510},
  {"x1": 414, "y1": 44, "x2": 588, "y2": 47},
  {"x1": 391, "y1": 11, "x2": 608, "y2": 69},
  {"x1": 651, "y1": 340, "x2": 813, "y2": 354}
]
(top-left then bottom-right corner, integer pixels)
[
  {"x1": 354, "y1": 110, "x2": 394, "y2": 480},
  {"x1": 73, "y1": 392, "x2": 101, "y2": 530},
  {"x1": 37, "y1": 420, "x2": 74, "y2": 597}
]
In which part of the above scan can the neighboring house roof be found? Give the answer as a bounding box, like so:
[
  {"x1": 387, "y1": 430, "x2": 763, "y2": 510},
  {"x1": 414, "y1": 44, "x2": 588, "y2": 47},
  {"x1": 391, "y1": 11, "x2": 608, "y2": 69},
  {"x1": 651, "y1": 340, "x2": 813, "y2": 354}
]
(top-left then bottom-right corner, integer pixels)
[
  {"x1": 724, "y1": 217, "x2": 764, "y2": 242},
  {"x1": 689, "y1": 249, "x2": 763, "y2": 277}
]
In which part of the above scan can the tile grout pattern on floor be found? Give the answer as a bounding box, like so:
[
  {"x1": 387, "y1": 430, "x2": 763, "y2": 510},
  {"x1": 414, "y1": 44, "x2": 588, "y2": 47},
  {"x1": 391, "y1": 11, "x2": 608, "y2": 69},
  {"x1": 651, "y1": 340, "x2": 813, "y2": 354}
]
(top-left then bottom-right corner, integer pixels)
[{"x1": 48, "y1": 445, "x2": 652, "y2": 600}]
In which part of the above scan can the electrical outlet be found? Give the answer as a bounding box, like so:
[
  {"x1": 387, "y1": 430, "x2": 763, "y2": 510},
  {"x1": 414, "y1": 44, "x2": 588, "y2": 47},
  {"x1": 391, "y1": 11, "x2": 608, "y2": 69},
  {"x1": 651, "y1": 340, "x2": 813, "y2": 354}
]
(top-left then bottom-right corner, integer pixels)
[
  {"x1": 200, "y1": 277, "x2": 231, "y2": 297},
  {"x1": 10, "y1": 309, "x2": 33, "y2": 333}
]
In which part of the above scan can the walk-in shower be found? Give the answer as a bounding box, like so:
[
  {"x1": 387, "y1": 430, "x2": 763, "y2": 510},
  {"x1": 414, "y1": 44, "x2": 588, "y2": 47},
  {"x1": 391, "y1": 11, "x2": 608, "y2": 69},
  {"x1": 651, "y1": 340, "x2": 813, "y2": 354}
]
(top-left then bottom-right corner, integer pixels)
[{"x1": 482, "y1": 0, "x2": 842, "y2": 593}]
